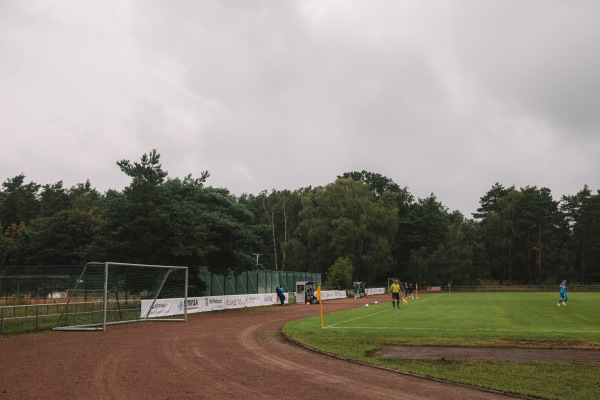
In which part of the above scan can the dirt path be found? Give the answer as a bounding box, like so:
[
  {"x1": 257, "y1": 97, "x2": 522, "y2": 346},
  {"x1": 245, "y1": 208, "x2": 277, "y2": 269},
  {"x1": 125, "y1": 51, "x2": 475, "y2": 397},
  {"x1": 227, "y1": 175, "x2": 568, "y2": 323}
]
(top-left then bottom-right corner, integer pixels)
[
  {"x1": 1, "y1": 298, "x2": 532, "y2": 400},
  {"x1": 375, "y1": 345, "x2": 600, "y2": 363}
]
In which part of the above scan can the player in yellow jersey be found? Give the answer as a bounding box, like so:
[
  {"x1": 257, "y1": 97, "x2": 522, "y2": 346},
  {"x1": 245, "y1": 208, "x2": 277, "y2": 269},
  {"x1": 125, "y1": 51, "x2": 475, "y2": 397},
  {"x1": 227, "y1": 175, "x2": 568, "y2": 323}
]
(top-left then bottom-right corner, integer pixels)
[{"x1": 390, "y1": 279, "x2": 401, "y2": 308}]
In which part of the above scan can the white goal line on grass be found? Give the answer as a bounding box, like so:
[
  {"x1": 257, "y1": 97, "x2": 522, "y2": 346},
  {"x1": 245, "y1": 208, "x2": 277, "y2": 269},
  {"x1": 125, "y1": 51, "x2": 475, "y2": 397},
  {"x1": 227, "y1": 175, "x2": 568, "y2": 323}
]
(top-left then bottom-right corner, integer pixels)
[
  {"x1": 325, "y1": 293, "x2": 448, "y2": 329},
  {"x1": 324, "y1": 326, "x2": 600, "y2": 334}
]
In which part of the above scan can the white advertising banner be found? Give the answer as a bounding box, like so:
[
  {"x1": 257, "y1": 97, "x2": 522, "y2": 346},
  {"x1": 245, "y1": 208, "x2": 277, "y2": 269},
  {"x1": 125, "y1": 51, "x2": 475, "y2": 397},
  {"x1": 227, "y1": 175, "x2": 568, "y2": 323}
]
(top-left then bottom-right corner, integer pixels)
[
  {"x1": 141, "y1": 292, "x2": 287, "y2": 318},
  {"x1": 365, "y1": 287, "x2": 385, "y2": 296},
  {"x1": 319, "y1": 290, "x2": 346, "y2": 300},
  {"x1": 140, "y1": 298, "x2": 188, "y2": 318}
]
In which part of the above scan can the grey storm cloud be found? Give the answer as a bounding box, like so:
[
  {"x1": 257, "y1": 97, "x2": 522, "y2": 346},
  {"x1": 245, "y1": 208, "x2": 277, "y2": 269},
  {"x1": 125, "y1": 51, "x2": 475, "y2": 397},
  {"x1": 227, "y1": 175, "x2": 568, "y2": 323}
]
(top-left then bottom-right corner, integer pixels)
[{"x1": 1, "y1": 0, "x2": 599, "y2": 216}]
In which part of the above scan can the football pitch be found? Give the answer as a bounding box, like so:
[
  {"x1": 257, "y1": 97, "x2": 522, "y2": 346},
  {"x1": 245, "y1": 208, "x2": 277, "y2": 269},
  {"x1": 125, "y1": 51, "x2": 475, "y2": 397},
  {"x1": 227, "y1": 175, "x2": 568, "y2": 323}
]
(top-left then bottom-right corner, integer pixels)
[{"x1": 284, "y1": 292, "x2": 600, "y2": 400}]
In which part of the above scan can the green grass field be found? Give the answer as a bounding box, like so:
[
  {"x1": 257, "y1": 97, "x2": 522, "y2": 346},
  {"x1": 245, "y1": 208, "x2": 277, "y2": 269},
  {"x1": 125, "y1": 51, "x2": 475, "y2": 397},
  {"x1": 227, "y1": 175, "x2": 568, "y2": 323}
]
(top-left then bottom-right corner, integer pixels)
[{"x1": 284, "y1": 292, "x2": 600, "y2": 400}]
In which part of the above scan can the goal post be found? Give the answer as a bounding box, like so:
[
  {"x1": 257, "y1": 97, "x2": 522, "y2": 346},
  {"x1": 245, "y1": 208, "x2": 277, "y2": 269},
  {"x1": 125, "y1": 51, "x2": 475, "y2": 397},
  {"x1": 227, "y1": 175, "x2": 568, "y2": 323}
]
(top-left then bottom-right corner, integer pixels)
[
  {"x1": 387, "y1": 277, "x2": 407, "y2": 295},
  {"x1": 54, "y1": 262, "x2": 188, "y2": 331}
]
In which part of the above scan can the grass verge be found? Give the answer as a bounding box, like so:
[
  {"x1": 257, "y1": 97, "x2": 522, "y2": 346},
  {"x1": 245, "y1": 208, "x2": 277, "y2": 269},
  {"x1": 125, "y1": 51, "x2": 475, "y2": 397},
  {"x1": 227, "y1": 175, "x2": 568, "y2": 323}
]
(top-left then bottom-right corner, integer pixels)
[{"x1": 284, "y1": 292, "x2": 600, "y2": 400}]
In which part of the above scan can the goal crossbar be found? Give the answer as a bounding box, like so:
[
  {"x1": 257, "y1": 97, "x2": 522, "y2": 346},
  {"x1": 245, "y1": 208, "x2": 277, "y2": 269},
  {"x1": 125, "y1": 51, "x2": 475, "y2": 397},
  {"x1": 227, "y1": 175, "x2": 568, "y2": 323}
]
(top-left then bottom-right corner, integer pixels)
[{"x1": 54, "y1": 262, "x2": 188, "y2": 331}]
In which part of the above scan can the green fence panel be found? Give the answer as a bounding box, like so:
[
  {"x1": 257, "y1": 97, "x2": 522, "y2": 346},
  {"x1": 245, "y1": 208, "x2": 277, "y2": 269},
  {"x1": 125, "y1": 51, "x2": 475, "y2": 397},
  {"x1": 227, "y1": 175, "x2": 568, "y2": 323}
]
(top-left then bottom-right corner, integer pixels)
[{"x1": 192, "y1": 267, "x2": 321, "y2": 296}]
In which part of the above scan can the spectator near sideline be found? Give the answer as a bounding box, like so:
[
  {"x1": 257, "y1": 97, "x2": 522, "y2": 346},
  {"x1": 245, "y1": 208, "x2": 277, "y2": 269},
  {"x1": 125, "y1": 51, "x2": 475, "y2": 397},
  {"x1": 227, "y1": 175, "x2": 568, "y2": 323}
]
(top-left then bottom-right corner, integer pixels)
[
  {"x1": 305, "y1": 288, "x2": 320, "y2": 304},
  {"x1": 305, "y1": 288, "x2": 314, "y2": 304},
  {"x1": 406, "y1": 282, "x2": 414, "y2": 299},
  {"x1": 557, "y1": 280, "x2": 568, "y2": 307},
  {"x1": 276, "y1": 285, "x2": 286, "y2": 306}
]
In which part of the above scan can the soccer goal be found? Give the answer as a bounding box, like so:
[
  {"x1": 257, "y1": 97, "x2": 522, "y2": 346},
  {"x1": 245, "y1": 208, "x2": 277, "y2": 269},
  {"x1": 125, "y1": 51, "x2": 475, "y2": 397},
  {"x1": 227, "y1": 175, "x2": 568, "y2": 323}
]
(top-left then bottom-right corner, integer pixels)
[{"x1": 54, "y1": 262, "x2": 188, "y2": 331}]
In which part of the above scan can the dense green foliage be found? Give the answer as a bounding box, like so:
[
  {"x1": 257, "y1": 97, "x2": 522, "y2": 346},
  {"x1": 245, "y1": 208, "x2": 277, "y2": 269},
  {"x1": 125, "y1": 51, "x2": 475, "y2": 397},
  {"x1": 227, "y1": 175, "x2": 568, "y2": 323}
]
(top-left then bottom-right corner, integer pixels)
[
  {"x1": 323, "y1": 257, "x2": 354, "y2": 290},
  {"x1": 1, "y1": 150, "x2": 599, "y2": 286}
]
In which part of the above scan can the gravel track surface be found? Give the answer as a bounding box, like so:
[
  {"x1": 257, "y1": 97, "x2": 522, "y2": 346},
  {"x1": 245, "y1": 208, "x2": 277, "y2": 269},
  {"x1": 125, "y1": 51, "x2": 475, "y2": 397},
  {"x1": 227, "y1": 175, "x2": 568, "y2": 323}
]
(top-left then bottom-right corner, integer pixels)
[{"x1": 1, "y1": 298, "x2": 530, "y2": 400}]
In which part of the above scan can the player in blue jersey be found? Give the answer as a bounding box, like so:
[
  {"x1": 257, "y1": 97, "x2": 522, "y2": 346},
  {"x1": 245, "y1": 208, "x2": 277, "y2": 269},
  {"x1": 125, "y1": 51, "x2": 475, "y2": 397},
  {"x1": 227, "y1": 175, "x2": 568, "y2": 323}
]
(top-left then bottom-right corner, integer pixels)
[{"x1": 557, "y1": 279, "x2": 568, "y2": 307}]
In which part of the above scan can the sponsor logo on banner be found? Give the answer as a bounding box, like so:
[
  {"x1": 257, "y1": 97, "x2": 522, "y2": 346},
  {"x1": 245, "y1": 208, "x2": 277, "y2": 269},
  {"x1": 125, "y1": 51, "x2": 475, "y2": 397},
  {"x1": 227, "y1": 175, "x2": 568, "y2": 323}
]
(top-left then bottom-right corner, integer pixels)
[
  {"x1": 204, "y1": 297, "x2": 223, "y2": 307},
  {"x1": 318, "y1": 290, "x2": 347, "y2": 301},
  {"x1": 179, "y1": 298, "x2": 200, "y2": 312},
  {"x1": 203, "y1": 297, "x2": 224, "y2": 311},
  {"x1": 225, "y1": 298, "x2": 244, "y2": 307},
  {"x1": 141, "y1": 298, "x2": 184, "y2": 318},
  {"x1": 365, "y1": 287, "x2": 385, "y2": 295},
  {"x1": 144, "y1": 292, "x2": 289, "y2": 318}
]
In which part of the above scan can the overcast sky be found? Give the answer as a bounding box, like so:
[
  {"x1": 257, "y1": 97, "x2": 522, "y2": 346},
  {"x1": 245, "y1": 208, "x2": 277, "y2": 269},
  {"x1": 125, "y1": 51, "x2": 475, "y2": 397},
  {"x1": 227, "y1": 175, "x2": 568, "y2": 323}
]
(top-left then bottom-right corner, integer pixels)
[{"x1": 2, "y1": 0, "x2": 599, "y2": 217}]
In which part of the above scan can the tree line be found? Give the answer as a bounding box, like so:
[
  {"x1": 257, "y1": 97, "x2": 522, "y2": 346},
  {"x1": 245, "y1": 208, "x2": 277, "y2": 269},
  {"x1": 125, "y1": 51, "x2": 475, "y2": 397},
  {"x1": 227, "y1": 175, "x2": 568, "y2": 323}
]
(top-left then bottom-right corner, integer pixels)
[{"x1": 1, "y1": 150, "x2": 599, "y2": 289}]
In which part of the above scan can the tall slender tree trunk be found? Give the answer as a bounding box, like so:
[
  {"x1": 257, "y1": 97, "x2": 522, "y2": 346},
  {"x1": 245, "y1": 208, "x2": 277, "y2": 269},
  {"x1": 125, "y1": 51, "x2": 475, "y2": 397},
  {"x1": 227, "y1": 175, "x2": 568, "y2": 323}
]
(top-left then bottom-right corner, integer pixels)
[
  {"x1": 282, "y1": 199, "x2": 287, "y2": 271},
  {"x1": 262, "y1": 197, "x2": 278, "y2": 271},
  {"x1": 581, "y1": 220, "x2": 587, "y2": 283},
  {"x1": 536, "y1": 221, "x2": 542, "y2": 281}
]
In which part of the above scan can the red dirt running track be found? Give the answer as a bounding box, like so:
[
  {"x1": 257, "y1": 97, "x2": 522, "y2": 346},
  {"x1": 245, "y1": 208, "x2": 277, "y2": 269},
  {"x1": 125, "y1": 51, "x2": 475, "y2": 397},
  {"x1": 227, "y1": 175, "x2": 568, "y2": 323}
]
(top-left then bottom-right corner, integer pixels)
[{"x1": 1, "y1": 298, "x2": 520, "y2": 400}]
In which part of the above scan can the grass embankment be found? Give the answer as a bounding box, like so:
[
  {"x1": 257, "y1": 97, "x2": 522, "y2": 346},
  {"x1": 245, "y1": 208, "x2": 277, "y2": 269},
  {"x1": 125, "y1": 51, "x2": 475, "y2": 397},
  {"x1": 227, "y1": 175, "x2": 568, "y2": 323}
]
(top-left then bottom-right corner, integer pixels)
[{"x1": 284, "y1": 292, "x2": 600, "y2": 400}]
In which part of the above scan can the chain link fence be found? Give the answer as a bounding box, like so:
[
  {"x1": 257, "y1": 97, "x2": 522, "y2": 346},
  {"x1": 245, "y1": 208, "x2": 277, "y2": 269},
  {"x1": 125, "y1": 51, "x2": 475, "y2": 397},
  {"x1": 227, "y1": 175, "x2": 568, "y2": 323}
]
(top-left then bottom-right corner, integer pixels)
[
  {"x1": 0, "y1": 265, "x2": 321, "y2": 334},
  {"x1": 196, "y1": 267, "x2": 321, "y2": 296}
]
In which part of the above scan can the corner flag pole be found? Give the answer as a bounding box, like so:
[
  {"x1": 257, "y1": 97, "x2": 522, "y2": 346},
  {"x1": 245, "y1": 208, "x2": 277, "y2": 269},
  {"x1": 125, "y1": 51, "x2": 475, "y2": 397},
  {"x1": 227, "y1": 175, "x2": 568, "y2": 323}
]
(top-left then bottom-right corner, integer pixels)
[
  {"x1": 400, "y1": 281, "x2": 408, "y2": 304},
  {"x1": 316, "y1": 285, "x2": 323, "y2": 329}
]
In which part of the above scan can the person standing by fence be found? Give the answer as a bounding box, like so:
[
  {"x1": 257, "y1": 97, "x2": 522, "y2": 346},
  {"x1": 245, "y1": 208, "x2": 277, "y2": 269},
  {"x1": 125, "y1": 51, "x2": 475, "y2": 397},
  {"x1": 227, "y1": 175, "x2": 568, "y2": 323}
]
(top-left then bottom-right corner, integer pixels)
[{"x1": 276, "y1": 285, "x2": 286, "y2": 306}]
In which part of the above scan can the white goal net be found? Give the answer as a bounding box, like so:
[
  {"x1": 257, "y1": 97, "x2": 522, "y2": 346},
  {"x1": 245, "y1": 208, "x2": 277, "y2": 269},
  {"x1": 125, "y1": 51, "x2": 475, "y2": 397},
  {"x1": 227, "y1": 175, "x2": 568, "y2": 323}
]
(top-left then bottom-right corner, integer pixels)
[{"x1": 54, "y1": 262, "x2": 188, "y2": 331}]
